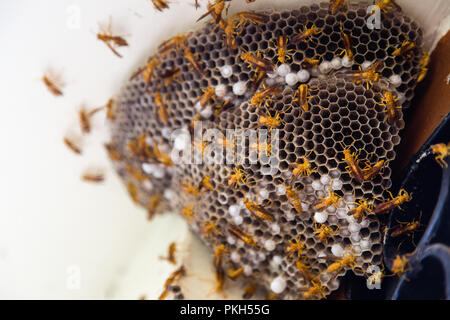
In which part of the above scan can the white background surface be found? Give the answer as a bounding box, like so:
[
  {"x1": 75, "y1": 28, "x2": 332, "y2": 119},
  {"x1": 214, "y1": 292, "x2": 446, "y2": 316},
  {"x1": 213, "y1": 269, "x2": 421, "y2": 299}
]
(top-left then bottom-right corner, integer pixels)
[{"x1": 0, "y1": 0, "x2": 448, "y2": 299}]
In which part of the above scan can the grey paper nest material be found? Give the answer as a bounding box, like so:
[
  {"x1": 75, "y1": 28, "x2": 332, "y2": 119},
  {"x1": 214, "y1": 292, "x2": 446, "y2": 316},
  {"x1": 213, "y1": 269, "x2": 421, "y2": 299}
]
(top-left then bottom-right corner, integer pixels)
[{"x1": 108, "y1": 1, "x2": 424, "y2": 299}]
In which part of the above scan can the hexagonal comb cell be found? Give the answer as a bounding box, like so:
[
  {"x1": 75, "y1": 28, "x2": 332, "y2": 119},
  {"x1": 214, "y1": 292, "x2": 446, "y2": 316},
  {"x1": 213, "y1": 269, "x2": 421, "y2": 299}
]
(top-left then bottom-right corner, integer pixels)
[{"x1": 108, "y1": 1, "x2": 423, "y2": 299}]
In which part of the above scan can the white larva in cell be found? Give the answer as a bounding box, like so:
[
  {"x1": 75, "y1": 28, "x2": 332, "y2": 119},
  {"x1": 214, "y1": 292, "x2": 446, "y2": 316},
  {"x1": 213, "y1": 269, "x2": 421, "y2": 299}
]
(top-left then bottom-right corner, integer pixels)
[
  {"x1": 231, "y1": 251, "x2": 240, "y2": 262},
  {"x1": 200, "y1": 106, "x2": 212, "y2": 118},
  {"x1": 143, "y1": 179, "x2": 153, "y2": 190},
  {"x1": 349, "y1": 222, "x2": 362, "y2": 233},
  {"x1": 215, "y1": 84, "x2": 227, "y2": 97},
  {"x1": 285, "y1": 73, "x2": 298, "y2": 86},
  {"x1": 312, "y1": 180, "x2": 323, "y2": 191},
  {"x1": 320, "y1": 175, "x2": 330, "y2": 185},
  {"x1": 275, "y1": 77, "x2": 285, "y2": 84},
  {"x1": 259, "y1": 188, "x2": 269, "y2": 199},
  {"x1": 164, "y1": 189, "x2": 175, "y2": 200},
  {"x1": 270, "y1": 277, "x2": 286, "y2": 294},
  {"x1": 276, "y1": 185, "x2": 286, "y2": 196},
  {"x1": 233, "y1": 215, "x2": 243, "y2": 225},
  {"x1": 228, "y1": 205, "x2": 240, "y2": 217},
  {"x1": 329, "y1": 169, "x2": 341, "y2": 178},
  {"x1": 174, "y1": 132, "x2": 189, "y2": 150},
  {"x1": 341, "y1": 55, "x2": 354, "y2": 68},
  {"x1": 161, "y1": 127, "x2": 171, "y2": 139},
  {"x1": 331, "y1": 179, "x2": 343, "y2": 190},
  {"x1": 227, "y1": 236, "x2": 236, "y2": 246},
  {"x1": 397, "y1": 92, "x2": 406, "y2": 104},
  {"x1": 314, "y1": 211, "x2": 328, "y2": 224},
  {"x1": 266, "y1": 78, "x2": 276, "y2": 86},
  {"x1": 286, "y1": 212, "x2": 295, "y2": 221},
  {"x1": 194, "y1": 101, "x2": 202, "y2": 112},
  {"x1": 389, "y1": 74, "x2": 402, "y2": 87},
  {"x1": 336, "y1": 208, "x2": 348, "y2": 219},
  {"x1": 351, "y1": 234, "x2": 361, "y2": 243},
  {"x1": 361, "y1": 60, "x2": 373, "y2": 70},
  {"x1": 142, "y1": 163, "x2": 155, "y2": 175},
  {"x1": 353, "y1": 245, "x2": 362, "y2": 255},
  {"x1": 265, "y1": 239, "x2": 276, "y2": 251},
  {"x1": 301, "y1": 202, "x2": 309, "y2": 211},
  {"x1": 244, "y1": 265, "x2": 252, "y2": 276},
  {"x1": 220, "y1": 65, "x2": 233, "y2": 78},
  {"x1": 277, "y1": 64, "x2": 291, "y2": 77},
  {"x1": 326, "y1": 205, "x2": 337, "y2": 213},
  {"x1": 331, "y1": 244, "x2": 344, "y2": 257},
  {"x1": 272, "y1": 255, "x2": 282, "y2": 265},
  {"x1": 360, "y1": 239, "x2": 371, "y2": 250},
  {"x1": 271, "y1": 224, "x2": 281, "y2": 234},
  {"x1": 319, "y1": 61, "x2": 332, "y2": 74},
  {"x1": 232, "y1": 81, "x2": 247, "y2": 96},
  {"x1": 360, "y1": 219, "x2": 370, "y2": 228},
  {"x1": 297, "y1": 69, "x2": 310, "y2": 83},
  {"x1": 316, "y1": 190, "x2": 325, "y2": 198},
  {"x1": 307, "y1": 195, "x2": 316, "y2": 203},
  {"x1": 153, "y1": 167, "x2": 165, "y2": 179},
  {"x1": 310, "y1": 67, "x2": 320, "y2": 77},
  {"x1": 331, "y1": 57, "x2": 342, "y2": 69},
  {"x1": 305, "y1": 186, "x2": 314, "y2": 194},
  {"x1": 344, "y1": 194, "x2": 354, "y2": 203},
  {"x1": 267, "y1": 71, "x2": 278, "y2": 78},
  {"x1": 258, "y1": 252, "x2": 266, "y2": 261},
  {"x1": 303, "y1": 176, "x2": 313, "y2": 184}
]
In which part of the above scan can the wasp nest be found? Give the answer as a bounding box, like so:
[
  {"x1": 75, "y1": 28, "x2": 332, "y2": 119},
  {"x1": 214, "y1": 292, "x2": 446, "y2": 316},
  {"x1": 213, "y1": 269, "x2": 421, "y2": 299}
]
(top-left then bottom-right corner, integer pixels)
[{"x1": 108, "y1": 1, "x2": 424, "y2": 299}]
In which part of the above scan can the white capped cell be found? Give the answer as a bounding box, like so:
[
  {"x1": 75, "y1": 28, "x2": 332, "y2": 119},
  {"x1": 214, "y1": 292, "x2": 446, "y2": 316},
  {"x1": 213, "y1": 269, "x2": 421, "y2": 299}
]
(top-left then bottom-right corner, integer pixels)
[
  {"x1": 271, "y1": 224, "x2": 281, "y2": 234},
  {"x1": 142, "y1": 163, "x2": 155, "y2": 175},
  {"x1": 336, "y1": 208, "x2": 348, "y2": 219},
  {"x1": 258, "y1": 252, "x2": 266, "y2": 261},
  {"x1": 227, "y1": 236, "x2": 236, "y2": 246},
  {"x1": 351, "y1": 234, "x2": 361, "y2": 243},
  {"x1": 266, "y1": 78, "x2": 276, "y2": 86},
  {"x1": 215, "y1": 84, "x2": 227, "y2": 97},
  {"x1": 397, "y1": 92, "x2": 406, "y2": 104},
  {"x1": 331, "y1": 244, "x2": 344, "y2": 257},
  {"x1": 331, "y1": 179, "x2": 343, "y2": 190},
  {"x1": 314, "y1": 211, "x2": 328, "y2": 223},
  {"x1": 319, "y1": 61, "x2": 332, "y2": 74},
  {"x1": 259, "y1": 188, "x2": 269, "y2": 199},
  {"x1": 286, "y1": 212, "x2": 295, "y2": 221},
  {"x1": 194, "y1": 101, "x2": 202, "y2": 112},
  {"x1": 360, "y1": 239, "x2": 371, "y2": 250},
  {"x1": 200, "y1": 106, "x2": 212, "y2": 118},
  {"x1": 320, "y1": 175, "x2": 330, "y2": 186},
  {"x1": 316, "y1": 190, "x2": 325, "y2": 198},
  {"x1": 310, "y1": 67, "x2": 320, "y2": 77},
  {"x1": 331, "y1": 57, "x2": 342, "y2": 69},
  {"x1": 360, "y1": 219, "x2": 370, "y2": 228},
  {"x1": 244, "y1": 265, "x2": 252, "y2": 276},
  {"x1": 152, "y1": 167, "x2": 165, "y2": 179},
  {"x1": 342, "y1": 55, "x2": 354, "y2": 68},
  {"x1": 267, "y1": 71, "x2": 278, "y2": 78},
  {"x1": 233, "y1": 215, "x2": 243, "y2": 225},
  {"x1": 305, "y1": 186, "x2": 314, "y2": 194},
  {"x1": 231, "y1": 251, "x2": 240, "y2": 262},
  {"x1": 277, "y1": 64, "x2": 291, "y2": 77},
  {"x1": 270, "y1": 277, "x2": 286, "y2": 294},
  {"x1": 389, "y1": 74, "x2": 402, "y2": 87},
  {"x1": 297, "y1": 69, "x2": 310, "y2": 83},
  {"x1": 220, "y1": 65, "x2": 233, "y2": 78},
  {"x1": 326, "y1": 205, "x2": 337, "y2": 213},
  {"x1": 349, "y1": 222, "x2": 362, "y2": 233},
  {"x1": 301, "y1": 202, "x2": 309, "y2": 211},
  {"x1": 265, "y1": 239, "x2": 276, "y2": 251},
  {"x1": 361, "y1": 60, "x2": 373, "y2": 70},
  {"x1": 174, "y1": 132, "x2": 189, "y2": 150},
  {"x1": 312, "y1": 180, "x2": 323, "y2": 191},
  {"x1": 272, "y1": 255, "x2": 282, "y2": 265},
  {"x1": 232, "y1": 81, "x2": 247, "y2": 95},
  {"x1": 164, "y1": 189, "x2": 175, "y2": 200},
  {"x1": 228, "y1": 205, "x2": 240, "y2": 217},
  {"x1": 143, "y1": 179, "x2": 153, "y2": 190},
  {"x1": 285, "y1": 73, "x2": 298, "y2": 86},
  {"x1": 329, "y1": 169, "x2": 341, "y2": 178},
  {"x1": 276, "y1": 185, "x2": 286, "y2": 196}
]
